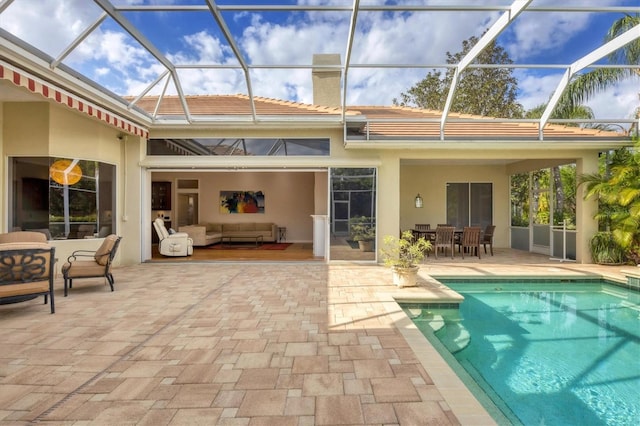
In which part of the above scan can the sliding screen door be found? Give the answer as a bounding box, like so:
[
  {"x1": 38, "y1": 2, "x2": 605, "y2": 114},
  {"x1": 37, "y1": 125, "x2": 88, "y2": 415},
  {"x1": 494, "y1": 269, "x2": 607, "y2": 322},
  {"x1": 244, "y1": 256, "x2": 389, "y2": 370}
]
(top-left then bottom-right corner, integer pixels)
[{"x1": 447, "y1": 183, "x2": 492, "y2": 229}]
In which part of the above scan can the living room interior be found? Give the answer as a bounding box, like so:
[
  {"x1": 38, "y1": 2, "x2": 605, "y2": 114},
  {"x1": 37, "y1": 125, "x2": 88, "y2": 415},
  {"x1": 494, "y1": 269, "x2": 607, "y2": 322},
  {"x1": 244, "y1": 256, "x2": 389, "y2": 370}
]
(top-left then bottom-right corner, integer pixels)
[{"x1": 150, "y1": 169, "x2": 324, "y2": 261}]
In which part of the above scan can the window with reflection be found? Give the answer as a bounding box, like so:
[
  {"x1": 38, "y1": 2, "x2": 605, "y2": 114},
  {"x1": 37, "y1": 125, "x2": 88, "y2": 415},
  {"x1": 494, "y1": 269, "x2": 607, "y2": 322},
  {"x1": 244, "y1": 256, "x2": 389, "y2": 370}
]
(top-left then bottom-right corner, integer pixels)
[
  {"x1": 329, "y1": 168, "x2": 377, "y2": 261},
  {"x1": 446, "y1": 183, "x2": 492, "y2": 229},
  {"x1": 9, "y1": 157, "x2": 116, "y2": 240},
  {"x1": 147, "y1": 138, "x2": 330, "y2": 156}
]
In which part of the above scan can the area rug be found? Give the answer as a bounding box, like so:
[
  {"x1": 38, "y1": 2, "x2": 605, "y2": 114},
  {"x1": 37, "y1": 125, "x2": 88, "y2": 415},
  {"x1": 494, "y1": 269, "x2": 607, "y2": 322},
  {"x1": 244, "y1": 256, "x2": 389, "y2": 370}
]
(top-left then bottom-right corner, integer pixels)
[{"x1": 209, "y1": 243, "x2": 292, "y2": 250}]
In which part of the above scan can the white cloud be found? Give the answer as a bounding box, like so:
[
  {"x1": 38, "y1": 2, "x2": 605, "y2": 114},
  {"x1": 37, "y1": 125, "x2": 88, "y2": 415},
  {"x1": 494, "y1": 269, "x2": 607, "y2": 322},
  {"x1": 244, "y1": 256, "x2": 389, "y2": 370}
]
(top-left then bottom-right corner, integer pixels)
[{"x1": 586, "y1": 77, "x2": 640, "y2": 120}]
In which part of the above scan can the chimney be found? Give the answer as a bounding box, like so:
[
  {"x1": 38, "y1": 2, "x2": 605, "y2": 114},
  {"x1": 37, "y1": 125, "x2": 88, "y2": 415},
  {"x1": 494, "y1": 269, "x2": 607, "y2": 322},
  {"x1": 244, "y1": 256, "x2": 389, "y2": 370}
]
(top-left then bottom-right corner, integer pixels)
[{"x1": 312, "y1": 54, "x2": 342, "y2": 107}]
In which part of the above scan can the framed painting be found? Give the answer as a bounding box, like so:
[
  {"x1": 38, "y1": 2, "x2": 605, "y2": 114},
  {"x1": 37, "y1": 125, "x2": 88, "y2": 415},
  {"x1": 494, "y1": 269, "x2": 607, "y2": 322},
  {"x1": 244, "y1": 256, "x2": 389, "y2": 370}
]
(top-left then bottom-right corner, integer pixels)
[{"x1": 220, "y1": 191, "x2": 265, "y2": 214}]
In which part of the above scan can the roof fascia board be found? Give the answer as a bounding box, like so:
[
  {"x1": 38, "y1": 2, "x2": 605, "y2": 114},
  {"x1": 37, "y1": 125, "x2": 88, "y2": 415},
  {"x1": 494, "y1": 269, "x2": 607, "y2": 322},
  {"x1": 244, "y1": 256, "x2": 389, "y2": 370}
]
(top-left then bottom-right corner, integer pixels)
[
  {"x1": 93, "y1": 0, "x2": 193, "y2": 123},
  {"x1": 439, "y1": 0, "x2": 531, "y2": 139},
  {"x1": 539, "y1": 23, "x2": 640, "y2": 137},
  {"x1": 205, "y1": 0, "x2": 257, "y2": 121},
  {"x1": 344, "y1": 140, "x2": 632, "y2": 151}
]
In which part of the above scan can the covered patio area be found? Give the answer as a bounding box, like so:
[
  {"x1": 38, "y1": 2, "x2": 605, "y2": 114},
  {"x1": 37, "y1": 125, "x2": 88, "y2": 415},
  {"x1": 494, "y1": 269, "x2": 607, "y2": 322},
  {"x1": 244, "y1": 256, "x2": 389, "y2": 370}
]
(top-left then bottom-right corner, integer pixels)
[{"x1": 0, "y1": 252, "x2": 632, "y2": 424}]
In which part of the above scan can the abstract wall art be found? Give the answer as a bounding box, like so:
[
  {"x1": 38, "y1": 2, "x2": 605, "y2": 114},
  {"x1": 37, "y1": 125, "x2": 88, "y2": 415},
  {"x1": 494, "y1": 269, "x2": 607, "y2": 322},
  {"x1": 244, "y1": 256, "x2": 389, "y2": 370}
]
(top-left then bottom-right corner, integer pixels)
[{"x1": 220, "y1": 190, "x2": 265, "y2": 214}]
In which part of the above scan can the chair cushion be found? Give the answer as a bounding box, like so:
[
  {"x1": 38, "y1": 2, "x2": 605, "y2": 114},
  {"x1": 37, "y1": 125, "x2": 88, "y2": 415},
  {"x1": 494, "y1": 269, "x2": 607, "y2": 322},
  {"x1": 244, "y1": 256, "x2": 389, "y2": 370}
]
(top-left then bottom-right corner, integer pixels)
[
  {"x1": 62, "y1": 260, "x2": 106, "y2": 277},
  {"x1": 0, "y1": 280, "x2": 50, "y2": 298},
  {"x1": 0, "y1": 231, "x2": 48, "y2": 244},
  {"x1": 94, "y1": 235, "x2": 117, "y2": 266}
]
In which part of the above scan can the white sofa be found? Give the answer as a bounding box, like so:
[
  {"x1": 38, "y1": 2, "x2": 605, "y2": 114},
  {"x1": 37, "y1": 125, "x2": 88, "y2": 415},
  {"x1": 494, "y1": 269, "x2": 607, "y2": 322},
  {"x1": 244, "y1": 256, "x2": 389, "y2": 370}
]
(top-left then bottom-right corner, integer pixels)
[
  {"x1": 153, "y1": 218, "x2": 193, "y2": 256},
  {"x1": 179, "y1": 222, "x2": 278, "y2": 247}
]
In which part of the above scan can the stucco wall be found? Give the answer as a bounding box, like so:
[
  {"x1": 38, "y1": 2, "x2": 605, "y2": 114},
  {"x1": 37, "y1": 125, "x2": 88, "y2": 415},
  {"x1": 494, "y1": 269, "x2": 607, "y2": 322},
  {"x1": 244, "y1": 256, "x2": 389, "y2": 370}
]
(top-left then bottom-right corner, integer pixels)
[
  {"x1": 2, "y1": 101, "x2": 141, "y2": 268},
  {"x1": 400, "y1": 164, "x2": 510, "y2": 248}
]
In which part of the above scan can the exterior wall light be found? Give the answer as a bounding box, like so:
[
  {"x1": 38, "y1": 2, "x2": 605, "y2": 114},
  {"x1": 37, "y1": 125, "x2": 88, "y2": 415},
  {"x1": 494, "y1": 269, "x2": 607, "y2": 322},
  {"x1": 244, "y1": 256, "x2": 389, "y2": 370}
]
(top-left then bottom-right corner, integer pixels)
[{"x1": 415, "y1": 193, "x2": 424, "y2": 208}]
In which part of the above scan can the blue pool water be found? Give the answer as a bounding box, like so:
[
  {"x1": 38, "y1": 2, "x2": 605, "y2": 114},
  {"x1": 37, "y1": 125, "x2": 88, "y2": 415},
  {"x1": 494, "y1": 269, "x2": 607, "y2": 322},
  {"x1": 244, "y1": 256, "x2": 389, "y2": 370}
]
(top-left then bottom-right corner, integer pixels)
[{"x1": 402, "y1": 279, "x2": 640, "y2": 426}]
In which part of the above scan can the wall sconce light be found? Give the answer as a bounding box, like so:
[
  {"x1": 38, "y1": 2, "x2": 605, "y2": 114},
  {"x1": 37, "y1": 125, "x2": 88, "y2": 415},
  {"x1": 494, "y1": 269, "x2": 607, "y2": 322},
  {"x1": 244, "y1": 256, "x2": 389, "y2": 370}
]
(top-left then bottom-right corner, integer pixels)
[{"x1": 415, "y1": 193, "x2": 424, "y2": 208}]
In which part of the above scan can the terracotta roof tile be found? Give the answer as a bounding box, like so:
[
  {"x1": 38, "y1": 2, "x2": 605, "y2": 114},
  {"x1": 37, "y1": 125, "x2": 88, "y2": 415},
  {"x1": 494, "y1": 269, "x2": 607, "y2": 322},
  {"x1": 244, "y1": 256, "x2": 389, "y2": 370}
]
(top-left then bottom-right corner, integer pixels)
[
  {"x1": 130, "y1": 95, "x2": 625, "y2": 140},
  {"x1": 130, "y1": 94, "x2": 343, "y2": 116}
]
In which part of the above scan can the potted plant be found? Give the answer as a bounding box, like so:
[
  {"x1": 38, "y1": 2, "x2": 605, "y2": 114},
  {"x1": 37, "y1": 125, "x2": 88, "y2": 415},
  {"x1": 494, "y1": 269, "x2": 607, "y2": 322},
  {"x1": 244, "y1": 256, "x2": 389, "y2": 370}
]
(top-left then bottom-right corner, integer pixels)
[
  {"x1": 589, "y1": 231, "x2": 627, "y2": 265},
  {"x1": 379, "y1": 230, "x2": 432, "y2": 287},
  {"x1": 350, "y1": 216, "x2": 376, "y2": 252}
]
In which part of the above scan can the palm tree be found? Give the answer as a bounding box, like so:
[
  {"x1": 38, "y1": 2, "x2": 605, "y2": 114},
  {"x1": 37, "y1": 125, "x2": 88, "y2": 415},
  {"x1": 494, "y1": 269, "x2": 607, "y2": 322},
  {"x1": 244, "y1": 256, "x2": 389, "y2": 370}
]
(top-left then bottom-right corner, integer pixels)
[
  {"x1": 555, "y1": 13, "x2": 640, "y2": 129},
  {"x1": 579, "y1": 136, "x2": 640, "y2": 262}
]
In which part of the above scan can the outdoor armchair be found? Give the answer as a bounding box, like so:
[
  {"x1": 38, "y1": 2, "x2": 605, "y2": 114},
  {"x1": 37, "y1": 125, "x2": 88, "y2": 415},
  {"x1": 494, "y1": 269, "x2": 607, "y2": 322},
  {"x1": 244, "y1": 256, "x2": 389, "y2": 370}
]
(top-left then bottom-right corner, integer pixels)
[
  {"x1": 61, "y1": 234, "x2": 121, "y2": 296},
  {"x1": 0, "y1": 242, "x2": 56, "y2": 313}
]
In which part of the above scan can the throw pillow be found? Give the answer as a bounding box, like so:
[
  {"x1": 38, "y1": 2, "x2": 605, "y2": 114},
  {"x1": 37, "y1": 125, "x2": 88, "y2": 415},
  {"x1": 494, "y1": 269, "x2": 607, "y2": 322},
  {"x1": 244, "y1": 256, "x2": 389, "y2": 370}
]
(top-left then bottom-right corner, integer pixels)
[{"x1": 168, "y1": 228, "x2": 176, "y2": 234}]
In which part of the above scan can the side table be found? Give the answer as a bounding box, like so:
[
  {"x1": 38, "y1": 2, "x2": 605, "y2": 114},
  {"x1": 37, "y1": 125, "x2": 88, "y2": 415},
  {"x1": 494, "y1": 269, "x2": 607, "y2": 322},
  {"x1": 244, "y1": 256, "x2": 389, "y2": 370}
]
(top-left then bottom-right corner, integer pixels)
[{"x1": 277, "y1": 227, "x2": 287, "y2": 242}]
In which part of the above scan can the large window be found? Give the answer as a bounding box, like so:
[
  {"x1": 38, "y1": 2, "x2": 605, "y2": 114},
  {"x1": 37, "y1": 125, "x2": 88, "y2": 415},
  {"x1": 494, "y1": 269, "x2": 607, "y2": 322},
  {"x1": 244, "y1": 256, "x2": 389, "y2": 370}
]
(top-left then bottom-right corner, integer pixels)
[
  {"x1": 9, "y1": 157, "x2": 115, "y2": 240},
  {"x1": 147, "y1": 138, "x2": 330, "y2": 156},
  {"x1": 446, "y1": 183, "x2": 492, "y2": 229}
]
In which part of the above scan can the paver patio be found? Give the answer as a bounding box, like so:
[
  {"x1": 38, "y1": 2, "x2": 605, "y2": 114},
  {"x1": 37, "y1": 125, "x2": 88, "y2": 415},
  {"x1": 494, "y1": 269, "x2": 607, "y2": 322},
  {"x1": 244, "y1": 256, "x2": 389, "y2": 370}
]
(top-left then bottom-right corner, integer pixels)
[{"x1": 0, "y1": 250, "x2": 632, "y2": 425}]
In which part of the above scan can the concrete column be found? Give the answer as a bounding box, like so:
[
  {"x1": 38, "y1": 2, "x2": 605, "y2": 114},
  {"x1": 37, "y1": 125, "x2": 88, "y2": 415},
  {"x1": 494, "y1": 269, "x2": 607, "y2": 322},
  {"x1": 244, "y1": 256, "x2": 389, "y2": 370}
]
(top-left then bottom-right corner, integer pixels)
[
  {"x1": 576, "y1": 152, "x2": 599, "y2": 263},
  {"x1": 377, "y1": 154, "x2": 401, "y2": 261},
  {"x1": 311, "y1": 214, "x2": 328, "y2": 258}
]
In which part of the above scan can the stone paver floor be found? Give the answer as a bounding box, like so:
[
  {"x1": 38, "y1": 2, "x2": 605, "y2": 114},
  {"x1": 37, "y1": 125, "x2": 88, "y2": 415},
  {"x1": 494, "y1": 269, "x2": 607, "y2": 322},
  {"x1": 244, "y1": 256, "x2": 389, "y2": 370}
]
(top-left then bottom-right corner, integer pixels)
[{"x1": 0, "y1": 250, "x2": 633, "y2": 425}]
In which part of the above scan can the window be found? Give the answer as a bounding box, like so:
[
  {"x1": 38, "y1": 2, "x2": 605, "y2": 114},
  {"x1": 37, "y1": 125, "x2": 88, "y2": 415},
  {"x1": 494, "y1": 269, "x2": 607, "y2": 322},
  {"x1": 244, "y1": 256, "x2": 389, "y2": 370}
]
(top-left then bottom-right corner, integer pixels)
[
  {"x1": 9, "y1": 157, "x2": 115, "y2": 240},
  {"x1": 446, "y1": 183, "x2": 492, "y2": 229},
  {"x1": 147, "y1": 138, "x2": 330, "y2": 156}
]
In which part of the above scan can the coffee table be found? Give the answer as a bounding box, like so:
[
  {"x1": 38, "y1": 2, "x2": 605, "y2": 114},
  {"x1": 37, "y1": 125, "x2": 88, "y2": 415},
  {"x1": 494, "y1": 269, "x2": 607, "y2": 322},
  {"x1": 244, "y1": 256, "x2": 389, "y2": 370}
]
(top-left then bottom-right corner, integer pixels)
[{"x1": 221, "y1": 234, "x2": 263, "y2": 248}]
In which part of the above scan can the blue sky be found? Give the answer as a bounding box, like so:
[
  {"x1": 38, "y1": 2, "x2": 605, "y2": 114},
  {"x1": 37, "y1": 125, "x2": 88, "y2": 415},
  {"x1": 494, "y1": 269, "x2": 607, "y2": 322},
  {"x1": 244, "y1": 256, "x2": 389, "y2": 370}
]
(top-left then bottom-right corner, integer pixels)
[{"x1": 1, "y1": 0, "x2": 638, "y2": 122}]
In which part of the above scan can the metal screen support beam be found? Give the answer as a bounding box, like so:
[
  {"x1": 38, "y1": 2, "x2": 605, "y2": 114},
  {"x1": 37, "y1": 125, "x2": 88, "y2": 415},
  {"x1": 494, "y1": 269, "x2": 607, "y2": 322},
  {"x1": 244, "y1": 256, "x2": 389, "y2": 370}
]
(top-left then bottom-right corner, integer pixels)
[
  {"x1": 439, "y1": 0, "x2": 531, "y2": 139},
  {"x1": 51, "y1": 12, "x2": 108, "y2": 70},
  {"x1": 93, "y1": 0, "x2": 193, "y2": 123},
  {"x1": 539, "y1": 23, "x2": 640, "y2": 139},
  {"x1": 342, "y1": 0, "x2": 359, "y2": 124},
  {"x1": 205, "y1": 0, "x2": 257, "y2": 121}
]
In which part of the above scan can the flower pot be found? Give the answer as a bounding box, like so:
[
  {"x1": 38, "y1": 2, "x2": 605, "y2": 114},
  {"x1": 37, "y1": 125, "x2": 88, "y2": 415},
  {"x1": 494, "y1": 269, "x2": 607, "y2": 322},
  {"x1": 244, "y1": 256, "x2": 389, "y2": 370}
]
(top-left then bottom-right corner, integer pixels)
[
  {"x1": 358, "y1": 240, "x2": 374, "y2": 252},
  {"x1": 392, "y1": 265, "x2": 419, "y2": 288}
]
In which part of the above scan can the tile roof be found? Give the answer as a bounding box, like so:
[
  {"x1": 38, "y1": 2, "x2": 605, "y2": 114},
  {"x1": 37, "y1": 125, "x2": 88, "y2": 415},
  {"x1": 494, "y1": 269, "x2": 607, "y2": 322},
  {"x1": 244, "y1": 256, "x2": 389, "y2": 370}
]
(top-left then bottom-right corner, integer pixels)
[
  {"x1": 131, "y1": 95, "x2": 626, "y2": 140},
  {"x1": 131, "y1": 94, "x2": 343, "y2": 116}
]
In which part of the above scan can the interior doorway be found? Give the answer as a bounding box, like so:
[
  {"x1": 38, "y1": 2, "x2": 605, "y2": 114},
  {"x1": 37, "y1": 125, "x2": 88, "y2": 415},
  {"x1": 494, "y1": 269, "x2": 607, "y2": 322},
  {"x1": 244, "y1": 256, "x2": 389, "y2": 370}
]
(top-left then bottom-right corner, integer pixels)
[{"x1": 177, "y1": 193, "x2": 198, "y2": 227}]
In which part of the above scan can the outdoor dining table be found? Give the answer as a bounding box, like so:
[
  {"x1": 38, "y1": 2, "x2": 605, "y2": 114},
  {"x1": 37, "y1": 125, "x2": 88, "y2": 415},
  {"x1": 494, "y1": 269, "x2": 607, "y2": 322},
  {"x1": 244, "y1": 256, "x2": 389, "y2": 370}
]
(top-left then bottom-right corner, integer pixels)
[{"x1": 411, "y1": 228, "x2": 464, "y2": 239}]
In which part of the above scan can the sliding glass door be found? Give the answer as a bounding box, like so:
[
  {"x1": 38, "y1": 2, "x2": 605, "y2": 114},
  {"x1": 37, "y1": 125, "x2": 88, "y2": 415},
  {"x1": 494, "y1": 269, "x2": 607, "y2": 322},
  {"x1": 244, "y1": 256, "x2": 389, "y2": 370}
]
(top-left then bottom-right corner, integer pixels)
[{"x1": 446, "y1": 183, "x2": 492, "y2": 229}]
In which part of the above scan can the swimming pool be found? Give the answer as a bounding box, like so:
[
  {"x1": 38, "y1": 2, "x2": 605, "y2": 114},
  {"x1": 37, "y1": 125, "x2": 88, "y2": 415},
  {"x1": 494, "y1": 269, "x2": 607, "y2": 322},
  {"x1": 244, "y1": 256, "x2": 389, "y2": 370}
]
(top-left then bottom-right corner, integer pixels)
[{"x1": 402, "y1": 279, "x2": 640, "y2": 426}]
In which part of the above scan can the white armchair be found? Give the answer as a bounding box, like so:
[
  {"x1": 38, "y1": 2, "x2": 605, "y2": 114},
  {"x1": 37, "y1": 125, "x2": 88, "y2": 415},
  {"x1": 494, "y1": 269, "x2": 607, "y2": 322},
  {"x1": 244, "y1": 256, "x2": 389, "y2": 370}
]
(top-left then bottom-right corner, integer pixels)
[{"x1": 153, "y1": 218, "x2": 193, "y2": 257}]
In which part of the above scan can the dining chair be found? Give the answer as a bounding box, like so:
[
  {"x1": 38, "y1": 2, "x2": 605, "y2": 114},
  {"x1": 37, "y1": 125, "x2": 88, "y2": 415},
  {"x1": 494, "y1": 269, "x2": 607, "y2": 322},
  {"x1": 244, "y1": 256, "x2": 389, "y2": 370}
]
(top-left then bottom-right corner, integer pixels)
[
  {"x1": 458, "y1": 227, "x2": 482, "y2": 259},
  {"x1": 434, "y1": 226, "x2": 455, "y2": 259},
  {"x1": 482, "y1": 225, "x2": 496, "y2": 255},
  {"x1": 413, "y1": 223, "x2": 432, "y2": 242}
]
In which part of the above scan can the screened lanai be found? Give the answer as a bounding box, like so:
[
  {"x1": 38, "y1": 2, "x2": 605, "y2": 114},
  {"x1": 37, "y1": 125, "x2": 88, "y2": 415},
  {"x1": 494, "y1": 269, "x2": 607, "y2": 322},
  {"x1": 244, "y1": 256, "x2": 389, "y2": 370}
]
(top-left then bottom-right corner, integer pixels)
[
  {"x1": 0, "y1": 1, "x2": 638, "y2": 265},
  {"x1": 1, "y1": 1, "x2": 638, "y2": 134}
]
